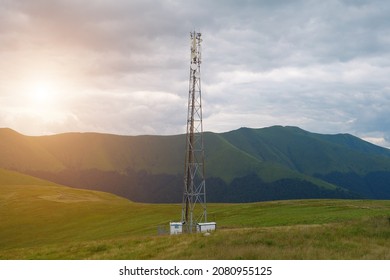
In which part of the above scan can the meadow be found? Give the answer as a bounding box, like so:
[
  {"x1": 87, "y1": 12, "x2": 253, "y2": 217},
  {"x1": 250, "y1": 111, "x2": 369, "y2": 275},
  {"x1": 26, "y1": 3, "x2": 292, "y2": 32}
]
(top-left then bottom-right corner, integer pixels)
[{"x1": 1, "y1": 173, "x2": 389, "y2": 259}]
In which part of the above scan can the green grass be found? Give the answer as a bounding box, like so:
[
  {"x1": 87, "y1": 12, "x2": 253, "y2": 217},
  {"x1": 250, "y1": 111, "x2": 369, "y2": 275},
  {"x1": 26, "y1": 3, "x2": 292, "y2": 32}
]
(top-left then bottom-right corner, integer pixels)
[
  {"x1": 1, "y1": 169, "x2": 389, "y2": 259},
  {"x1": 1, "y1": 215, "x2": 389, "y2": 260}
]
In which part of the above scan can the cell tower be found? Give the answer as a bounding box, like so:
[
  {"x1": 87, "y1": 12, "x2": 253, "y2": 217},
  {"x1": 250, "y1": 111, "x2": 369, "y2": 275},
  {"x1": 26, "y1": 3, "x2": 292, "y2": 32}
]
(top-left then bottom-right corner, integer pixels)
[
  {"x1": 181, "y1": 31, "x2": 207, "y2": 233},
  {"x1": 169, "y1": 32, "x2": 215, "y2": 235}
]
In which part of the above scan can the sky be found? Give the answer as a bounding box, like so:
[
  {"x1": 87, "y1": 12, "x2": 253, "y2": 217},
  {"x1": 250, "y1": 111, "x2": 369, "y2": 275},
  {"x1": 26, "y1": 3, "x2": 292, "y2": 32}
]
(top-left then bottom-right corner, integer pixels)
[{"x1": 1, "y1": 0, "x2": 390, "y2": 147}]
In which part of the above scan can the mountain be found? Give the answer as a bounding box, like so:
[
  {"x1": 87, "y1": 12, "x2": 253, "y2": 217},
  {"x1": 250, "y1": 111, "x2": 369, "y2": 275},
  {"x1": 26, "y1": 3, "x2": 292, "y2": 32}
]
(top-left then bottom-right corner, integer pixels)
[
  {"x1": 222, "y1": 126, "x2": 390, "y2": 175},
  {"x1": 0, "y1": 128, "x2": 64, "y2": 171},
  {"x1": 1, "y1": 126, "x2": 390, "y2": 202}
]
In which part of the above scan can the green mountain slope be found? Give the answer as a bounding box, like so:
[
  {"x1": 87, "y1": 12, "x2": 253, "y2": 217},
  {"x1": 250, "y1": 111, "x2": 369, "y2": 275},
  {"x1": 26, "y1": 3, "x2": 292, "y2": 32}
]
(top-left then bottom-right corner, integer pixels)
[
  {"x1": 0, "y1": 128, "x2": 64, "y2": 171},
  {"x1": 1, "y1": 126, "x2": 390, "y2": 202},
  {"x1": 34, "y1": 132, "x2": 186, "y2": 174},
  {"x1": 222, "y1": 126, "x2": 390, "y2": 175}
]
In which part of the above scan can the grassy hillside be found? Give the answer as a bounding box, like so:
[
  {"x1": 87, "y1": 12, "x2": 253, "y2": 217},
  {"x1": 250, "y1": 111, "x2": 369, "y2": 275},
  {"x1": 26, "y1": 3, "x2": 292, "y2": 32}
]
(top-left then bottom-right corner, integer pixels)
[
  {"x1": 0, "y1": 168, "x2": 57, "y2": 186},
  {"x1": 1, "y1": 169, "x2": 389, "y2": 259},
  {"x1": 0, "y1": 169, "x2": 173, "y2": 248}
]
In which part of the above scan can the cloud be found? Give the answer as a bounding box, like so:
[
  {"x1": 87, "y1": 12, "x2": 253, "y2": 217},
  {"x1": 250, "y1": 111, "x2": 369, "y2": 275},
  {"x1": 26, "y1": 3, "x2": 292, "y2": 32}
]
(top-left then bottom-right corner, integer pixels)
[{"x1": 1, "y1": 0, "x2": 390, "y2": 148}]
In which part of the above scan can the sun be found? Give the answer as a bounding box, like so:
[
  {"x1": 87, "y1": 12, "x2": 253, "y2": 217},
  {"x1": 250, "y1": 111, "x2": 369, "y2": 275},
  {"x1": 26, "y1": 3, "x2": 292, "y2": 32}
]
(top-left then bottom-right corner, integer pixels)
[{"x1": 31, "y1": 81, "x2": 54, "y2": 105}]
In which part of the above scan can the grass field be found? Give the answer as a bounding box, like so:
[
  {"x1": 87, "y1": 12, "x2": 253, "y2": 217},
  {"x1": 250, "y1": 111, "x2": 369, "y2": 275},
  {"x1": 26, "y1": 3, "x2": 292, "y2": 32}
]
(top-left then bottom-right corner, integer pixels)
[{"x1": 1, "y1": 169, "x2": 389, "y2": 259}]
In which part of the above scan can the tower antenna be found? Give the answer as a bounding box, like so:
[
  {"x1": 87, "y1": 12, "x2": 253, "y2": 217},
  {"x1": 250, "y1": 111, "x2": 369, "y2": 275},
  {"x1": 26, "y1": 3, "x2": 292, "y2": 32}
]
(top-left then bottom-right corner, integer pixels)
[
  {"x1": 169, "y1": 32, "x2": 216, "y2": 234},
  {"x1": 181, "y1": 31, "x2": 207, "y2": 233}
]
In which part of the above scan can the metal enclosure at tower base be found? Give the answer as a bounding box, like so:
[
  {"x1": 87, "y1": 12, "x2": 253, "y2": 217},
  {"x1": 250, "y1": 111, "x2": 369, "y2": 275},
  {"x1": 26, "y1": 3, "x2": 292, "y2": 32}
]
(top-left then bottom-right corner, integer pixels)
[
  {"x1": 169, "y1": 222, "x2": 183, "y2": 235},
  {"x1": 197, "y1": 222, "x2": 216, "y2": 233},
  {"x1": 169, "y1": 222, "x2": 216, "y2": 235},
  {"x1": 169, "y1": 31, "x2": 215, "y2": 235}
]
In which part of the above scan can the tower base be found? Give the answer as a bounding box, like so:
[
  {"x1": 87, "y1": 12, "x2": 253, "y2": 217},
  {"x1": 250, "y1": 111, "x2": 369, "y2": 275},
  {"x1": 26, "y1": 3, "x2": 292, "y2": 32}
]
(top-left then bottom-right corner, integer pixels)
[{"x1": 169, "y1": 221, "x2": 216, "y2": 235}]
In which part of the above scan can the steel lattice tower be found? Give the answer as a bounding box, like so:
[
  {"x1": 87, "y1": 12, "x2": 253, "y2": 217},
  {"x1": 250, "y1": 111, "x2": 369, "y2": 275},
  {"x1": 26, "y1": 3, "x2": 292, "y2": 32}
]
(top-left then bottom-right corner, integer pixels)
[{"x1": 181, "y1": 31, "x2": 207, "y2": 233}]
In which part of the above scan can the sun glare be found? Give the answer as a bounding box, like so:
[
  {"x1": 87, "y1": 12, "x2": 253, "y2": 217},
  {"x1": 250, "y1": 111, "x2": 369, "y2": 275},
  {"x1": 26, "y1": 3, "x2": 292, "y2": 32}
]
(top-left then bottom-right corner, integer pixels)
[
  {"x1": 31, "y1": 81, "x2": 54, "y2": 105},
  {"x1": 22, "y1": 77, "x2": 66, "y2": 121}
]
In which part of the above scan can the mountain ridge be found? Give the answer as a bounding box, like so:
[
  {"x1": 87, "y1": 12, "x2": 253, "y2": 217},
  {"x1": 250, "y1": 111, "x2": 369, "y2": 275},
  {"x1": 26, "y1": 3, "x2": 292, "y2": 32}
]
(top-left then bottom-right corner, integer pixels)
[{"x1": 1, "y1": 126, "x2": 390, "y2": 202}]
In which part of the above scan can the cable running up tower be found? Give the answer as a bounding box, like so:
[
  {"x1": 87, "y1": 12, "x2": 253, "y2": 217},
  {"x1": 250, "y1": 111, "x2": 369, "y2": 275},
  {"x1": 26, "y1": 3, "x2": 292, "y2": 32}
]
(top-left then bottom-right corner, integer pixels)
[{"x1": 181, "y1": 31, "x2": 207, "y2": 233}]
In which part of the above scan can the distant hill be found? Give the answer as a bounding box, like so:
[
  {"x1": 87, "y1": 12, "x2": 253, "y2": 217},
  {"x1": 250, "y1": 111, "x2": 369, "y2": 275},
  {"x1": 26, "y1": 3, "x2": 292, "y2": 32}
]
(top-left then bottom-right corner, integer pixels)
[{"x1": 1, "y1": 126, "x2": 390, "y2": 202}]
